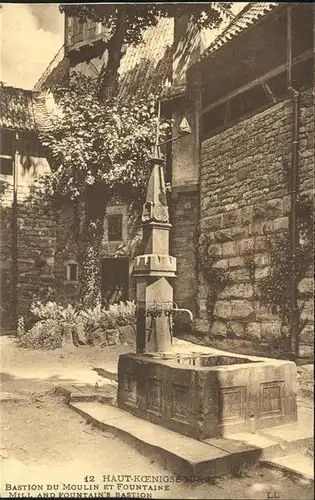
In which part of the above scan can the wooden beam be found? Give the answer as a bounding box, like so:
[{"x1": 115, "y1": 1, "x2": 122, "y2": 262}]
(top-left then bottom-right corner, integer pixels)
[
  {"x1": 262, "y1": 82, "x2": 277, "y2": 104},
  {"x1": 202, "y1": 49, "x2": 313, "y2": 115}
]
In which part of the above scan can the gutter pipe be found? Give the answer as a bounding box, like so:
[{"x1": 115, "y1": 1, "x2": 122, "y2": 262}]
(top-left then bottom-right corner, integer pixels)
[
  {"x1": 12, "y1": 132, "x2": 19, "y2": 331},
  {"x1": 287, "y1": 5, "x2": 300, "y2": 360}
]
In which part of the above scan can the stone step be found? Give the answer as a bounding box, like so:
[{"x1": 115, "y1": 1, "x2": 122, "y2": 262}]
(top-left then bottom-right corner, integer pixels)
[
  {"x1": 257, "y1": 409, "x2": 313, "y2": 455},
  {"x1": 55, "y1": 384, "x2": 116, "y2": 405},
  {"x1": 260, "y1": 453, "x2": 314, "y2": 482},
  {"x1": 92, "y1": 367, "x2": 118, "y2": 382},
  {"x1": 69, "y1": 401, "x2": 283, "y2": 478}
]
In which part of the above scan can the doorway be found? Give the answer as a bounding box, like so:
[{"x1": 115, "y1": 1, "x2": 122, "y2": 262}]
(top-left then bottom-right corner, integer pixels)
[{"x1": 101, "y1": 257, "x2": 129, "y2": 305}]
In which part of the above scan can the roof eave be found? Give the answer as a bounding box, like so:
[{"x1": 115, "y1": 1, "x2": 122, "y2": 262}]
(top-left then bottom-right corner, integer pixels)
[{"x1": 188, "y1": 2, "x2": 287, "y2": 76}]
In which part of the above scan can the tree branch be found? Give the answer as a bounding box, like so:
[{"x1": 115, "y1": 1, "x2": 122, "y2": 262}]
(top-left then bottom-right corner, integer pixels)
[{"x1": 98, "y1": 6, "x2": 127, "y2": 101}]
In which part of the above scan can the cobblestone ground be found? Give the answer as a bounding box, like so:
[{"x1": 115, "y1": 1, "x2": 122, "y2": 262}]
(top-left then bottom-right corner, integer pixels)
[{"x1": 1, "y1": 336, "x2": 313, "y2": 500}]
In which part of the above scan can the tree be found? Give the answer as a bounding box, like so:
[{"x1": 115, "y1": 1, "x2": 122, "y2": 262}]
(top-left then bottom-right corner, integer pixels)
[
  {"x1": 40, "y1": 74, "x2": 169, "y2": 307},
  {"x1": 60, "y1": 3, "x2": 232, "y2": 100},
  {"x1": 39, "y1": 4, "x2": 232, "y2": 307}
]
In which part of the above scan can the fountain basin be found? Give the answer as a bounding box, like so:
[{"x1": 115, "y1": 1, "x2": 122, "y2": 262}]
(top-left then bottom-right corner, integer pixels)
[{"x1": 117, "y1": 351, "x2": 297, "y2": 440}]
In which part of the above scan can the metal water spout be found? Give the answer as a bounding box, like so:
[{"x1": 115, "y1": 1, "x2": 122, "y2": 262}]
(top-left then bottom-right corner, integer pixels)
[
  {"x1": 171, "y1": 305, "x2": 194, "y2": 336},
  {"x1": 171, "y1": 306, "x2": 194, "y2": 323}
]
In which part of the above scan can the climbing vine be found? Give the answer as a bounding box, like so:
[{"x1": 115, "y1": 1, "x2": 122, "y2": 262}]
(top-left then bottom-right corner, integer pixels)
[{"x1": 258, "y1": 194, "x2": 313, "y2": 353}]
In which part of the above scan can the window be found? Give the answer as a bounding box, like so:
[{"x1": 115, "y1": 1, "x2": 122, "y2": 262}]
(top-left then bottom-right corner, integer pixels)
[
  {"x1": 292, "y1": 58, "x2": 313, "y2": 90},
  {"x1": 66, "y1": 261, "x2": 78, "y2": 282},
  {"x1": 202, "y1": 103, "x2": 226, "y2": 139},
  {"x1": 72, "y1": 17, "x2": 85, "y2": 44},
  {"x1": 0, "y1": 130, "x2": 13, "y2": 176},
  {"x1": 108, "y1": 214, "x2": 123, "y2": 241},
  {"x1": 85, "y1": 18, "x2": 96, "y2": 41},
  {"x1": 202, "y1": 84, "x2": 271, "y2": 140},
  {"x1": 229, "y1": 84, "x2": 269, "y2": 124},
  {"x1": 68, "y1": 17, "x2": 97, "y2": 46},
  {"x1": 0, "y1": 157, "x2": 12, "y2": 176}
]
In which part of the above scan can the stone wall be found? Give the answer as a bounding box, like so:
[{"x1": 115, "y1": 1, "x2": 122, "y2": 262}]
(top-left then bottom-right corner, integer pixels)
[
  {"x1": 0, "y1": 154, "x2": 57, "y2": 331},
  {"x1": 198, "y1": 88, "x2": 314, "y2": 355},
  {"x1": 0, "y1": 183, "x2": 57, "y2": 330},
  {"x1": 54, "y1": 204, "x2": 80, "y2": 306},
  {"x1": 52, "y1": 198, "x2": 144, "y2": 307},
  {"x1": 0, "y1": 186, "x2": 141, "y2": 330},
  {"x1": 170, "y1": 189, "x2": 199, "y2": 315},
  {"x1": 0, "y1": 184, "x2": 15, "y2": 330},
  {"x1": 16, "y1": 197, "x2": 57, "y2": 320}
]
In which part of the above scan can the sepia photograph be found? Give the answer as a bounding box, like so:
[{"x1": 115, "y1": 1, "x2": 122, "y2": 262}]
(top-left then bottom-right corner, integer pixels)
[{"x1": 0, "y1": 2, "x2": 314, "y2": 499}]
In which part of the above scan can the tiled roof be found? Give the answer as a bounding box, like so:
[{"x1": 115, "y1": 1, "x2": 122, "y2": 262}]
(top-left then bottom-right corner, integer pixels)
[
  {"x1": 35, "y1": 19, "x2": 174, "y2": 100},
  {"x1": 34, "y1": 46, "x2": 69, "y2": 92},
  {"x1": 0, "y1": 84, "x2": 51, "y2": 131},
  {"x1": 118, "y1": 18, "x2": 174, "y2": 101},
  {"x1": 193, "y1": 2, "x2": 280, "y2": 66}
]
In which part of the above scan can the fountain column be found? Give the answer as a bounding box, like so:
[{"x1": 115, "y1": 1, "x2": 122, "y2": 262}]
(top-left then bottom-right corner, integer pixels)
[{"x1": 133, "y1": 156, "x2": 176, "y2": 354}]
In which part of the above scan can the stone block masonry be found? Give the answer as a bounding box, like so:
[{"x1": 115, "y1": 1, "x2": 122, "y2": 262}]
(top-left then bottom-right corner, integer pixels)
[
  {"x1": 0, "y1": 185, "x2": 57, "y2": 330},
  {"x1": 170, "y1": 190, "x2": 199, "y2": 316},
  {"x1": 198, "y1": 88, "x2": 314, "y2": 356},
  {"x1": 54, "y1": 204, "x2": 80, "y2": 306}
]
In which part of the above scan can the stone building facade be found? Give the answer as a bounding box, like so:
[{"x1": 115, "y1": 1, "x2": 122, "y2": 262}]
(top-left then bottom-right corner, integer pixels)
[{"x1": 188, "y1": 2, "x2": 314, "y2": 356}]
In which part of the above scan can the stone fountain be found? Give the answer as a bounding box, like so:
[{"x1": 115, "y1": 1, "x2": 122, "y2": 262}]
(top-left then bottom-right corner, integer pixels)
[{"x1": 117, "y1": 156, "x2": 297, "y2": 440}]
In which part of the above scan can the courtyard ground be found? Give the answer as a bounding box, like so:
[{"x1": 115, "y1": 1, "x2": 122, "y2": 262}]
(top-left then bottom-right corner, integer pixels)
[{"x1": 0, "y1": 336, "x2": 313, "y2": 499}]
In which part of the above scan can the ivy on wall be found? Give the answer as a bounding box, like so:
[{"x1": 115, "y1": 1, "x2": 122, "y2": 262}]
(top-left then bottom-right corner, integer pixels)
[
  {"x1": 258, "y1": 194, "x2": 313, "y2": 352},
  {"x1": 198, "y1": 192, "x2": 313, "y2": 355}
]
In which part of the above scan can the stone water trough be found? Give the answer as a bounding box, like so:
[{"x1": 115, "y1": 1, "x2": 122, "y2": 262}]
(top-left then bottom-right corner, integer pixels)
[{"x1": 118, "y1": 350, "x2": 297, "y2": 440}]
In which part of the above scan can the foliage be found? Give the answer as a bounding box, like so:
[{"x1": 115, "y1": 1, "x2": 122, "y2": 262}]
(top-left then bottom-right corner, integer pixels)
[
  {"x1": 17, "y1": 317, "x2": 25, "y2": 337},
  {"x1": 79, "y1": 302, "x2": 105, "y2": 330},
  {"x1": 81, "y1": 300, "x2": 136, "y2": 344},
  {"x1": 61, "y1": 4, "x2": 229, "y2": 42},
  {"x1": 39, "y1": 75, "x2": 170, "y2": 204},
  {"x1": 17, "y1": 319, "x2": 63, "y2": 350},
  {"x1": 18, "y1": 300, "x2": 137, "y2": 350},
  {"x1": 108, "y1": 301, "x2": 136, "y2": 326},
  {"x1": 259, "y1": 195, "x2": 313, "y2": 330},
  {"x1": 31, "y1": 301, "x2": 78, "y2": 323},
  {"x1": 240, "y1": 195, "x2": 313, "y2": 356},
  {"x1": 0, "y1": 179, "x2": 10, "y2": 196},
  {"x1": 37, "y1": 74, "x2": 171, "y2": 308},
  {"x1": 243, "y1": 252, "x2": 259, "y2": 324}
]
